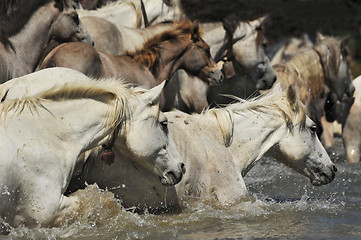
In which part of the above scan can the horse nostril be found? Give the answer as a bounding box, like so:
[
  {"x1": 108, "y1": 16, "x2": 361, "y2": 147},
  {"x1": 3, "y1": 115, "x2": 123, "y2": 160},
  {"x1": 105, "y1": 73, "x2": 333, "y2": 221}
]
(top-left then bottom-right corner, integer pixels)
[
  {"x1": 272, "y1": 76, "x2": 277, "y2": 84},
  {"x1": 179, "y1": 163, "x2": 186, "y2": 174},
  {"x1": 332, "y1": 165, "x2": 337, "y2": 172}
]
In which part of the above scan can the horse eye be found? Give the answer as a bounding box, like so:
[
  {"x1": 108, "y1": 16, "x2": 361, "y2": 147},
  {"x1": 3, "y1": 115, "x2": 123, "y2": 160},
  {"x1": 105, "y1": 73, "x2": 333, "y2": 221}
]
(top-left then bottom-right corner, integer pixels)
[
  {"x1": 262, "y1": 43, "x2": 267, "y2": 49},
  {"x1": 310, "y1": 125, "x2": 317, "y2": 134},
  {"x1": 71, "y1": 12, "x2": 79, "y2": 25},
  {"x1": 160, "y1": 119, "x2": 168, "y2": 131}
]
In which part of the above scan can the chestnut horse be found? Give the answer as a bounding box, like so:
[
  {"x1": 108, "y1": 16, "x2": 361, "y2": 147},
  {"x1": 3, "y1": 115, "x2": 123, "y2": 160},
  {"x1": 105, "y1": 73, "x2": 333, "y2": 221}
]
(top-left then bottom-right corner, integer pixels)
[{"x1": 40, "y1": 20, "x2": 223, "y2": 108}]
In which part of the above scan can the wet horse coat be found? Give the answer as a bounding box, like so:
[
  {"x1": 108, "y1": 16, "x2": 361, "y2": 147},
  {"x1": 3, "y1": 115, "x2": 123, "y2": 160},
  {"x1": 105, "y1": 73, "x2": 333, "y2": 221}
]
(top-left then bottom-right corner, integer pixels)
[
  {"x1": 0, "y1": 68, "x2": 185, "y2": 227},
  {"x1": 71, "y1": 84, "x2": 337, "y2": 212}
]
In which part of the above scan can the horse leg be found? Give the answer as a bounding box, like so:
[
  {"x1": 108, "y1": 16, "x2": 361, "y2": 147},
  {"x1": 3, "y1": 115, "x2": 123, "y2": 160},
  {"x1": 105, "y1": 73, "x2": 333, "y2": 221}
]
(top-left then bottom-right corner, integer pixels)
[
  {"x1": 320, "y1": 116, "x2": 335, "y2": 148},
  {"x1": 53, "y1": 195, "x2": 80, "y2": 226},
  {"x1": 14, "y1": 183, "x2": 79, "y2": 227}
]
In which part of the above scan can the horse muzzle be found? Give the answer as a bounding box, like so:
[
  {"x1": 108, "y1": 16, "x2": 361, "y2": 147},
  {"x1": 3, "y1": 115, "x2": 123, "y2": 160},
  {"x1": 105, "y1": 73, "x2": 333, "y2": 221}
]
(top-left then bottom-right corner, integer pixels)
[
  {"x1": 159, "y1": 162, "x2": 186, "y2": 186},
  {"x1": 309, "y1": 164, "x2": 337, "y2": 186}
]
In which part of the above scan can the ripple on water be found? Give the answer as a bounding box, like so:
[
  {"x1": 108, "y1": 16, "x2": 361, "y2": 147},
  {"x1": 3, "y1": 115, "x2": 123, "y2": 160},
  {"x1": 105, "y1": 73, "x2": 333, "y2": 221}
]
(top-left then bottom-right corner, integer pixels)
[{"x1": 2, "y1": 138, "x2": 360, "y2": 239}]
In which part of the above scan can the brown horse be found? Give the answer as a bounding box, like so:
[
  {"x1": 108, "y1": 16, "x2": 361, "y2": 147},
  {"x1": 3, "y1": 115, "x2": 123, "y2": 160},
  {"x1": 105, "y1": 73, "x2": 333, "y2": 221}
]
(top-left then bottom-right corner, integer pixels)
[
  {"x1": 0, "y1": 0, "x2": 93, "y2": 83},
  {"x1": 272, "y1": 33, "x2": 355, "y2": 137},
  {"x1": 40, "y1": 20, "x2": 223, "y2": 107}
]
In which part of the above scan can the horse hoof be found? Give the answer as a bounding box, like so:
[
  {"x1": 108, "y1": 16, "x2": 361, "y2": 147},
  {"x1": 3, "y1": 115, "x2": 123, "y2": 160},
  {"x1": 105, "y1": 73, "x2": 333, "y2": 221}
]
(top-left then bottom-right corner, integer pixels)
[{"x1": 101, "y1": 150, "x2": 115, "y2": 165}]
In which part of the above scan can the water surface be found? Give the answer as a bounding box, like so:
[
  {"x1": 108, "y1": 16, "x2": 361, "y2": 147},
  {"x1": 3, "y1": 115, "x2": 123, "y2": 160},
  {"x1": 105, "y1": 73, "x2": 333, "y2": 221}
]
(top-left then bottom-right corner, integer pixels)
[{"x1": 3, "y1": 137, "x2": 360, "y2": 240}]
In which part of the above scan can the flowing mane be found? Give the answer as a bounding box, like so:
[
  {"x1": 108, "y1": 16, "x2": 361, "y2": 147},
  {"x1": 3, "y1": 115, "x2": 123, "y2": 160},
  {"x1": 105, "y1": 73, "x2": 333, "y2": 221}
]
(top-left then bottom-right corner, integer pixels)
[
  {"x1": 0, "y1": 0, "x2": 69, "y2": 47},
  {"x1": 0, "y1": 78, "x2": 131, "y2": 129},
  {"x1": 203, "y1": 84, "x2": 307, "y2": 147},
  {"x1": 273, "y1": 48, "x2": 325, "y2": 104},
  {"x1": 127, "y1": 19, "x2": 199, "y2": 68}
]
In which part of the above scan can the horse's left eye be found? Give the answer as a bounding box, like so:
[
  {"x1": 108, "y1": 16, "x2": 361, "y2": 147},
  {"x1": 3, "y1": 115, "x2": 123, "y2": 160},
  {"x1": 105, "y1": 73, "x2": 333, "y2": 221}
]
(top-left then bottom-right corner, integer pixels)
[{"x1": 310, "y1": 125, "x2": 317, "y2": 134}]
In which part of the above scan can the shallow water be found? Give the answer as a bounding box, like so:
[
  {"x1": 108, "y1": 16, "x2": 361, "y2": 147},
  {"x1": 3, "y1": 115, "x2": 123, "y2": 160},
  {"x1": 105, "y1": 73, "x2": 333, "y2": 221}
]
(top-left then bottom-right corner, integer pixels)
[{"x1": 2, "y1": 137, "x2": 361, "y2": 240}]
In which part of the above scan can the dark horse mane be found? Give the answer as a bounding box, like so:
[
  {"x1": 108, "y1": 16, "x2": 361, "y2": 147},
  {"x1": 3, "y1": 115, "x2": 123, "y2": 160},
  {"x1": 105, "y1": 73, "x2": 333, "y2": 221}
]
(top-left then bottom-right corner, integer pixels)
[
  {"x1": 127, "y1": 19, "x2": 201, "y2": 69},
  {"x1": 0, "y1": 0, "x2": 69, "y2": 48}
]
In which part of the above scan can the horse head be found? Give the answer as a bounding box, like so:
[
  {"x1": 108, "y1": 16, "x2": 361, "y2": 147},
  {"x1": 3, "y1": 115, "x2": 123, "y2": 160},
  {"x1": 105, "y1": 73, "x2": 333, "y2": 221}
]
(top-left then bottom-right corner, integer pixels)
[
  {"x1": 50, "y1": 0, "x2": 93, "y2": 45},
  {"x1": 120, "y1": 81, "x2": 185, "y2": 186},
  {"x1": 314, "y1": 33, "x2": 354, "y2": 102},
  {"x1": 181, "y1": 21, "x2": 224, "y2": 86},
  {"x1": 269, "y1": 85, "x2": 337, "y2": 186},
  {"x1": 232, "y1": 17, "x2": 276, "y2": 90}
]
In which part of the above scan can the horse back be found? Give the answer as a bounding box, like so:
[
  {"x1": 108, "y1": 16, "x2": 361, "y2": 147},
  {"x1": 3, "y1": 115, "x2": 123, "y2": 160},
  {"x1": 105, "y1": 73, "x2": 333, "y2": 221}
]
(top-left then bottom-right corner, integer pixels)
[{"x1": 40, "y1": 42, "x2": 105, "y2": 79}]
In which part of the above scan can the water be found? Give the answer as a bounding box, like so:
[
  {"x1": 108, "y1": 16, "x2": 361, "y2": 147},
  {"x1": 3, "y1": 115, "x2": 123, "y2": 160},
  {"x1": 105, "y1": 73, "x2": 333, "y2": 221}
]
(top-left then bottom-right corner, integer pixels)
[{"x1": 2, "y1": 137, "x2": 360, "y2": 239}]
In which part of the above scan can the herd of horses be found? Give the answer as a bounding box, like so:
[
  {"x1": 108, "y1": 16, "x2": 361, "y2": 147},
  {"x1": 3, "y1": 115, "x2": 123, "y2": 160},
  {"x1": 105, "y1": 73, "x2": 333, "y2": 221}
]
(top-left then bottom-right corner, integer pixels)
[{"x1": 0, "y1": 0, "x2": 358, "y2": 231}]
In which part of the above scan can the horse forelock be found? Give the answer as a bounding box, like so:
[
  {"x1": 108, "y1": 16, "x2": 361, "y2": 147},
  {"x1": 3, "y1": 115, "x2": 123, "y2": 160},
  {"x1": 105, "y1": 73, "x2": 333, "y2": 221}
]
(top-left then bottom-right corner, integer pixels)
[
  {"x1": 127, "y1": 19, "x2": 197, "y2": 68},
  {"x1": 1, "y1": 79, "x2": 131, "y2": 132}
]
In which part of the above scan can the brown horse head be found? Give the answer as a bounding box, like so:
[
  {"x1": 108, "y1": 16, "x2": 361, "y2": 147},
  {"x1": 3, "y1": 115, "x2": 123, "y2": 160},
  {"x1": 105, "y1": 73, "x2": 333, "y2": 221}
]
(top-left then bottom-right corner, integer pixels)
[
  {"x1": 179, "y1": 21, "x2": 224, "y2": 86},
  {"x1": 130, "y1": 20, "x2": 223, "y2": 86},
  {"x1": 314, "y1": 33, "x2": 354, "y2": 102},
  {"x1": 50, "y1": 0, "x2": 94, "y2": 45}
]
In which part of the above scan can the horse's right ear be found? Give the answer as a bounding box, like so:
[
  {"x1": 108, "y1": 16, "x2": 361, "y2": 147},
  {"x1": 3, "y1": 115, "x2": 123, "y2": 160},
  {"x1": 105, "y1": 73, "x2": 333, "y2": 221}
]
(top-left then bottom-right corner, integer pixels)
[{"x1": 141, "y1": 81, "x2": 166, "y2": 106}]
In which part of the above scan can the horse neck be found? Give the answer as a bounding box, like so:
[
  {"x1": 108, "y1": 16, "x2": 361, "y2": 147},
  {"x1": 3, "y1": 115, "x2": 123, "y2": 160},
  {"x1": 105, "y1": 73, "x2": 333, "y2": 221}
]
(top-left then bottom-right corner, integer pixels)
[
  {"x1": 202, "y1": 22, "x2": 250, "y2": 60},
  {"x1": 79, "y1": 1, "x2": 141, "y2": 28},
  {"x1": 7, "y1": 3, "x2": 58, "y2": 78},
  {"x1": 227, "y1": 106, "x2": 287, "y2": 176},
  {"x1": 149, "y1": 36, "x2": 190, "y2": 83},
  {"x1": 31, "y1": 98, "x2": 117, "y2": 155}
]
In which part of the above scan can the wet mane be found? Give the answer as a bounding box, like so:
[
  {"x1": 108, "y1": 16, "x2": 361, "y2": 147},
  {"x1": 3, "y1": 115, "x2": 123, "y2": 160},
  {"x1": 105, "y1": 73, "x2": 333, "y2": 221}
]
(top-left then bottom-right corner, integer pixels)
[
  {"x1": 0, "y1": 0, "x2": 68, "y2": 47},
  {"x1": 127, "y1": 19, "x2": 198, "y2": 68},
  {"x1": 203, "y1": 84, "x2": 307, "y2": 147},
  {"x1": 1, "y1": 78, "x2": 131, "y2": 129}
]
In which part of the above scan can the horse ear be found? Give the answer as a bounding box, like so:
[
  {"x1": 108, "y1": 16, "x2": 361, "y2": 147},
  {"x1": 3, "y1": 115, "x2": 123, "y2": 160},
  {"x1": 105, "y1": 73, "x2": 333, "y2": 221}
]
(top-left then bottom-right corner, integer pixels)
[
  {"x1": 191, "y1": 20, "x2": 200, "y2": 40},
  {"x1": 316, "y1": 32, "x2": 325, "y2": 43},
  {"x1": 258, "y1": 15, "x2": 268, "y2": 25},
  {"x1": 140, "y1": 80, "x2": 166, "y2": 105},
  {"x1": 340, "y1": 36, "x2": 350, "y2": 50}
]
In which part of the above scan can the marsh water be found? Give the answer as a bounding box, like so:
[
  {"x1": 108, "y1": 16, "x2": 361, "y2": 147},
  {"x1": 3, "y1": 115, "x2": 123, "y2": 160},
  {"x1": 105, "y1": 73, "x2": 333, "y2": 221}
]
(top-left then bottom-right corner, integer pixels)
[{"x1": 2, "y1": 137, "x2": 360, "y2": 240}]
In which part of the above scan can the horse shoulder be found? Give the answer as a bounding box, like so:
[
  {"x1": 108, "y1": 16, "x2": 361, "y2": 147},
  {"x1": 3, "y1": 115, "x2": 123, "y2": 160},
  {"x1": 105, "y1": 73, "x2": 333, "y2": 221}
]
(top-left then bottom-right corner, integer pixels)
[{"x1": 166, "y1": 112, "x2": 247, "y2": 206}]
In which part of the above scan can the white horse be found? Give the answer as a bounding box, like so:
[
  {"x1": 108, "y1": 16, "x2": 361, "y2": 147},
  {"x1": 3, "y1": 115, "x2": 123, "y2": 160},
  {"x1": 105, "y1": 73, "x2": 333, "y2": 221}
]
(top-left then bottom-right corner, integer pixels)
[
  {"x1": 0, "y1": 68, "x2": 184, "y2": 227},
  {"x1": 70, "y1": 84, "x2": 337, "y2": 212},
  {"x1": 342, "y1": 75, "x2": 361, "y2": 163},
  {"x1": 77, "y1": 0, "x2": 181, "y2": 29}
]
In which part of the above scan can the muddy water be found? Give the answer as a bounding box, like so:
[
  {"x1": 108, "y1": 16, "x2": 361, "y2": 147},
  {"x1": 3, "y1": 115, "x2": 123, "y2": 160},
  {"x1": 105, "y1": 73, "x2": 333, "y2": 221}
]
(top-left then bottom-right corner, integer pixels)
[{"x1": 2, "y1": 137, "x2": 361, "y2": 240}]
